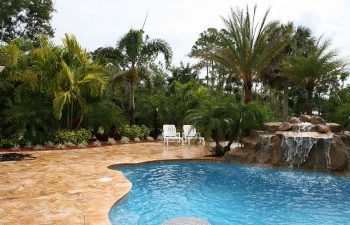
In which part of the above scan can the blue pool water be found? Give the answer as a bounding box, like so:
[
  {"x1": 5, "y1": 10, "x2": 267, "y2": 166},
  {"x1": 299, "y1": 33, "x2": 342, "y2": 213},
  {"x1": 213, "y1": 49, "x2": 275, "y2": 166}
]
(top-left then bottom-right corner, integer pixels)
[{"x1": 109, "y1": 162, "x2": 350, "y2": 225}]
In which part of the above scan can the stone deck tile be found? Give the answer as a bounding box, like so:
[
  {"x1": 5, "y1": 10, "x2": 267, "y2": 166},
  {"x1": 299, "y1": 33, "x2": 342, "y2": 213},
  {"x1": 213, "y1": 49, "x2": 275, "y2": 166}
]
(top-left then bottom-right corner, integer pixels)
[{"x1": 0, "y1": 142, "x2": 213, "y2": 224}]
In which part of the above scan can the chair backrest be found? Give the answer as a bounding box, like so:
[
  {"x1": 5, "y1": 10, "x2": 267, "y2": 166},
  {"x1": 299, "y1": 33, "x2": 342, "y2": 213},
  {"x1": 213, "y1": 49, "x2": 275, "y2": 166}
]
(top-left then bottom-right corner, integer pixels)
[
  {"x1": 183, "y1": 125, "x2": 196, "y2": 137},
  {"x1": 163, "y1": 124, "x2": 177, "y2": 137}
]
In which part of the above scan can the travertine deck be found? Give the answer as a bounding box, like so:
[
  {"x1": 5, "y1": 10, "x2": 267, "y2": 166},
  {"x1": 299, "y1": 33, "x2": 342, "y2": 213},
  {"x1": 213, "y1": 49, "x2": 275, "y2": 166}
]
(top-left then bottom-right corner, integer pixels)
[{"x1": 0, "y1": 142, "x2": 212, "y2": 225}]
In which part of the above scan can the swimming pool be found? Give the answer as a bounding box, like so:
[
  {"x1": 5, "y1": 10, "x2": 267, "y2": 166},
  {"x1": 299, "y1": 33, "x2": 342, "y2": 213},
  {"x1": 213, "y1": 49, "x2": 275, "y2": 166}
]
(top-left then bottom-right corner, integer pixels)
[{"x1": 109, "y1": 162, "x2": 350, "y2": 225}]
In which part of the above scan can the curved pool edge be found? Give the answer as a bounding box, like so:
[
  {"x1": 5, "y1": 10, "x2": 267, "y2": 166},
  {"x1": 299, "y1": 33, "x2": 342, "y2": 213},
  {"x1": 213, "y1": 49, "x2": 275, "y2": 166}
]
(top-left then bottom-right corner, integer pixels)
[{"x1": 104, "y1": 158, "x2": 222, "y2": 225}]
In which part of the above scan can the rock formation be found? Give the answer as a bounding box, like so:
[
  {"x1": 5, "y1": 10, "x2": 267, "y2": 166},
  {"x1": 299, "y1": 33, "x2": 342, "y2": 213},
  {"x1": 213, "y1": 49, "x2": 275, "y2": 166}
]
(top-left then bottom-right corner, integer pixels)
[{"x1": 224, "y1": 115, "x2": 350, "y2": 172}]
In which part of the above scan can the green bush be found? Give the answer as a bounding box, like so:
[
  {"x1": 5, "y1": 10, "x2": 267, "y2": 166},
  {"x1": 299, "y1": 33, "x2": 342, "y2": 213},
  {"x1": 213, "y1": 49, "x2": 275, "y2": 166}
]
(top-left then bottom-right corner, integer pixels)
[
  {"x1": 120, "y1": 125, "x2": 150, "y2": 140},
  {"x1": 121, "y1": 136, "x2": 130, "y2": 144},
  {"x1": 54, "y1": 129, "x2": 91, "y2": 144},
  {"x1": 0, "y1": 138, "x2": 17, "y2": 148},
  {"x1": 140, "y1": 125, "x2": 151, "y2": 139}
]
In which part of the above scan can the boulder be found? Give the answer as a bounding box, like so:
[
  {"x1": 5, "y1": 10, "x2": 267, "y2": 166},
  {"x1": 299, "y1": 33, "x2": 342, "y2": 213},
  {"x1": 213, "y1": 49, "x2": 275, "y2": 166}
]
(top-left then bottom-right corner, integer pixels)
[
  {"x1": 277, "y1": 122, "x2": 292, "y2": 131},
  {"x1": 329, "y1": 136, "x2": 349, "y2": 170},
  {"x1": 224, "y1": 148, "x2": 256, "y2": 164},
  {"x1": 326, "y1": 123, "x2": 341, "y2": 133},
  {"x1": 242, "y1": 136, "x2": 258, "y2": 149},
  {"x1": 263, "y1": 122, "x2": 283, "y2": 132},
  {"x1": 289, "y1": 117, "x2": 301, "y2": 124},
  {"x1": 316, "y1": 124, "x2": 331, "y2": 133},
  {"x1": 310, "y1": 115, "x2": 325, "y2": 124},
  {"x1": 300, "y1": 115, "x2": 312, "y2": 122}
]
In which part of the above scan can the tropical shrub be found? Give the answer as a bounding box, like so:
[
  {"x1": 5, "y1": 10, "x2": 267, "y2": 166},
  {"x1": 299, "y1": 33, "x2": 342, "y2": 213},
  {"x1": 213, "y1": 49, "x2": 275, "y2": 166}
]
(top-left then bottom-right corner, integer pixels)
[
  {"x1": 78, "y1": 142, "x2": 87, "y2": 149},
  {"x1": 107, "y1": 137, "x2": 116, "y2": 145},
  {"x1": 120, "y1": 136, "x2": 130, "y2": 144},
  {"x1": 0, "y1": 138, "x2": 17, "y2": 148},
  {"x1": 93, "y1": 140, "x2": 101, "y2": 147},
  {"x1": 146, "y1": 136, "x2": 154, "y2": 141},
  {"x1": 34, "y1": 144, "x2": 44, "y2": 150},
  {"x1": 134, "y1": 137, "x2": 141, "y2": 142},
  {"x1": 45, "y1": 141, "x2": 55, "y2": 147},
  {"x1": 54, "y1": 129, "x2": 91, "y2": 144},
  {"x1": 186, "y1": 101, "x2": 268, "y2": 156},
  {"x1": 120, "y1": 125, "x2": 150, "y2": 140},
  {"x1": 64, "y1": 141, "x2": 76, "y2": 147},
  {"x1": 56, "y1": 144, "x2": 66, "y2": 149}
]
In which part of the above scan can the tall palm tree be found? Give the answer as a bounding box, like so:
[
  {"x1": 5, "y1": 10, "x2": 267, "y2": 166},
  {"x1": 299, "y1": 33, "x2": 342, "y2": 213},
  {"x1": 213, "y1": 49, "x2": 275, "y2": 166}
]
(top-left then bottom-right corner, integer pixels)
[
  {"x1": 282, "y1": 38, "x2": 346, "y2": 115},
  {"x1": 10, "y1": 35, "x2": 107, "y2": 130},
  {"x1": 114, "y1": 29, "x2": 172, "y2": 124},
  {"x1": 261, "y1": 24, "x2": 314, "y2": 121},
  {"x1": 191, "y1": 5, "x2": 287, "y2": 103},
  {"x1": 53, "y1": 34, "x2": 106, "y2": 129}
]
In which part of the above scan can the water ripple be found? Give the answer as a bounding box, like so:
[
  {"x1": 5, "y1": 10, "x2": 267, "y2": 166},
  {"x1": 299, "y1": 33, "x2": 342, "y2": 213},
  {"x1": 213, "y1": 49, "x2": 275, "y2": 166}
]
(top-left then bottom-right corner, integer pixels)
[{"x1": 109, "y1": 162, "x2": 350, "y2": 225}]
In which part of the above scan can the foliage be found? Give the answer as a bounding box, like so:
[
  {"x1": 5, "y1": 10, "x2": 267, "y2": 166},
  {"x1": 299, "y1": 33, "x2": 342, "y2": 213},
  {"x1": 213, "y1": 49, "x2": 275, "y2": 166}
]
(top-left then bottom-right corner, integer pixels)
[
  {"x1": 120, "y1": 136, "x2": 130, "y2": 144},
  {"x1": 34, "y1": 144, "x2": 44, "y2": 150},
  {"x1": 56, "y1": 143, "x2": 66, "y2": 149},
  {"x1": 134, "y1": 137, "x2": 141, "y2": 142},
  {"x1": 54, "y1": 129, "x2": 91, "y2": 144},
  {"x1": 0, "y1": 0, "x2": 55, "y2": 42},
  {"x1": 78, "y1": 141, "x2": 87, "y2": 149},
  {"x1": 282, "y1": 38, "x2": 347, "y2": 115},
  {"x1": 111, "y1": 29, "x2": 172, "y2": 124},
  {"x1": 186, "y1": 100, "x2": 268, "y2": 156},
  {"x1": 120, "y1": 125, "x2": 150, "y2": 140},
  {"x1": 93, "y1": 140, "x2": 101, "y2": 147},
  {"x1": 146, "y1": 136, "x2": 154, "y2": 141},
  {"x1": 191, "y1": 5, "x2": 288, "y2": 103},
  {"x1": 83, "y1": 99, "x2": 126, "y2": 131},
  {"x1": 107, "y1": 137, "x2": 116, "y2": 145}
]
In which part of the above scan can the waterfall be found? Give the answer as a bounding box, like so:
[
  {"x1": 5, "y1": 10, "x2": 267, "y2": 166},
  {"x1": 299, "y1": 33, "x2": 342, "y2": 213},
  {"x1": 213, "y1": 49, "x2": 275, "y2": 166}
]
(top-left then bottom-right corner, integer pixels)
[
  {"x1": 257, "y1": 134, "x2": 273, "y2": 164},
  {"x1": 282, "y1": 136, "x2": 317, "y2": 166},
  {"x1": 297, "y1": 122, "x2": 312, "y2": 133},
  {"x1": 282, "y1": 136, "x2": 332, "y2": 170}
]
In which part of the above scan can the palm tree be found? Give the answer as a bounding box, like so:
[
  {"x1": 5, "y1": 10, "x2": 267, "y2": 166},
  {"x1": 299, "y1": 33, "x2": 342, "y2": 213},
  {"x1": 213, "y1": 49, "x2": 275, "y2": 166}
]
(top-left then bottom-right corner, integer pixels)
[
  {"x1": 282, "y1": 38, "x2": 346, "y2": 115},
  {"x1": 185, "y1": 100, "x2": 267, "y2": 156},
  {"x1": 9, "y1": 35, "x2": 107, "y2": 130},
  {"x1": 114, "y1": 29, "x2": 172, "y2": 124},
  {"x1": 261, "y1": 24, "x2": 314, "y2": 121},
  {"x1": 53, "y1": 34, "x2": 107, "y2": 130},
  {"x1": 191, "y1": 5, "x2": 287, "y2": 103}
]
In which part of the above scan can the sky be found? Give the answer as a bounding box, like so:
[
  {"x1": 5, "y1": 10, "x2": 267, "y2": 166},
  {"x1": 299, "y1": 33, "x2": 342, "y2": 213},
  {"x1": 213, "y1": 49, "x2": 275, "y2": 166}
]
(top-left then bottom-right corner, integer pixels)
[{"x1": 51, "y1": 0, "x2": 350, "y2": 66}]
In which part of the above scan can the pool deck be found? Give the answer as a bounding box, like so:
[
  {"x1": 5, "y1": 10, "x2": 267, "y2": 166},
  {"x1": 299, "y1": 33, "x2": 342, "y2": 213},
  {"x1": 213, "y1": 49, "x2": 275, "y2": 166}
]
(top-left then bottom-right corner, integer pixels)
[{"x1": 0, "y1": 142, "x2": 214, "y2": 225}]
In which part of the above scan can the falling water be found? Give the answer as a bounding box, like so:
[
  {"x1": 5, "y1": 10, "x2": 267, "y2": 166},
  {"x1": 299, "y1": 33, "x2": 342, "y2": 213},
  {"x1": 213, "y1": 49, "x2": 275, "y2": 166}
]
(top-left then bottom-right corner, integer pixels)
[
  {"x1": 257, "y1": 134, "x2": 274, "y2": 164},
  {"x1": 282, "y1": 136, "x2": 317, "y2": 166},
  {"x1": 281, "y1": 136, "x2": 332, "y2": 170},
  {"x1": 297, "y1": 122, "x2": 312, "y2": 132}
]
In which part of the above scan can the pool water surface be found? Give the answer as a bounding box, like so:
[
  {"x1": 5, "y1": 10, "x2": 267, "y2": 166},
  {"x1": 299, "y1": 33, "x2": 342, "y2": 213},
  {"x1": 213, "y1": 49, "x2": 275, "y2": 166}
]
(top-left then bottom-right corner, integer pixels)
[{"x1": 109, "y1": 162, "x2": 350, "y2": 225}]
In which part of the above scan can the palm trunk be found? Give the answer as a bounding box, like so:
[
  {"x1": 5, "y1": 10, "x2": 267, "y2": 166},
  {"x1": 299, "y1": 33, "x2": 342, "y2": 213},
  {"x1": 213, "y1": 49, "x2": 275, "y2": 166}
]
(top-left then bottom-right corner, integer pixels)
[
  {"x1": 130, "y1": 85, "x2": 136, "y2": 125},
  {"x1": 306, "y1": 81, "x2": 314, "y2": 115},
  {"x1": 70, "y1": 102, "x2": 74, "y2": 130},
  {"x1": 282, "y1": 80, "x2": 289, "y2": 122},
  {"x1": 75, "y1": 114, "x2": 84, "y2": 130},
  {"x1": 244, "y1": 79, "x2": 253, "y2": 104},
  {"x1": 66, "y1": 104, "x2": 70, "y2": 130}
]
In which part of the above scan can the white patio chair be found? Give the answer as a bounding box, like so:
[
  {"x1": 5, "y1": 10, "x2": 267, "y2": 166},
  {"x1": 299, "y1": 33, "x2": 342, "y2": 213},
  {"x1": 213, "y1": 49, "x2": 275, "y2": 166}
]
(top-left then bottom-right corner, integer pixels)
[
  {"x1": 182, "y1": 125, "x2": 205, "y2": 145},
  {"x1": 162, "y1": 125, "x2": 182, "y2": 145}
]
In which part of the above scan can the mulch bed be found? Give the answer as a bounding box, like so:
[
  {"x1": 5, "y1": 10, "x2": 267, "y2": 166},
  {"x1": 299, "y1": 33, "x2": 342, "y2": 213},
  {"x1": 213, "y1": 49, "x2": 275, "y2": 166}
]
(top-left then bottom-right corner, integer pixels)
[{"x1": 0, "y1": 140, "x2": 158, "y2": 152}]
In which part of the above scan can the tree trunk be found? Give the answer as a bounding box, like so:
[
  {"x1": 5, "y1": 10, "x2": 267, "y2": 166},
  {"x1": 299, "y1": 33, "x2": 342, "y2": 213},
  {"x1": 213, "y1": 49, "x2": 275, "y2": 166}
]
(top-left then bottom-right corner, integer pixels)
[
  {"x1": 70, "y1": 102, "x2": 74, "y2": 130},
  {"x1": 282, "y1": 80, "x2": 289, "y2": 122},
  {"x1": 75, "y1": 114, "x2": 84, "y2": 130},
  {"x1": 306, "y1": 81, "x2": 314, "y2": 115},
  {"x1": 129, "y1": 85, "x2": 136, "y2": 125},
  {"x1": 244, "y1": 80, "x2": 253, "y2": 104},
  {"x1": 66, "y1": 104, "x2": 70, "y2": 130}
]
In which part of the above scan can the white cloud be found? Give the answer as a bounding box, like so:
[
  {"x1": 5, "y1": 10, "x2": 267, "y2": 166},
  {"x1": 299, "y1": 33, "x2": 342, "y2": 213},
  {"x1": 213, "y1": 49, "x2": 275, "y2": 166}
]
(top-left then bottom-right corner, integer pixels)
[{"x1": 51, "y1": 0, "x2": 350, "y2": 65}]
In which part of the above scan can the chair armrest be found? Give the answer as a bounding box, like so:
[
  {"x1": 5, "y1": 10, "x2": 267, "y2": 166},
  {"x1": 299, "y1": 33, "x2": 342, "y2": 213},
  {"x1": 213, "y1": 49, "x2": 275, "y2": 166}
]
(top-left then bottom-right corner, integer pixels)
[{"x1": 176, "y1": 132, "x2": 181, "y2": 137}]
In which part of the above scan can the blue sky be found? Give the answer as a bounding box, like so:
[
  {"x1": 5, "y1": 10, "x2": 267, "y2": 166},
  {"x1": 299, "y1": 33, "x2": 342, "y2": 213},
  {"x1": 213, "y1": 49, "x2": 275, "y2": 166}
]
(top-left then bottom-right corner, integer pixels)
[{"x1": 52, "y1": 0, "x2": 350, "y2": 66}]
